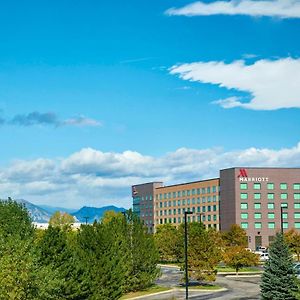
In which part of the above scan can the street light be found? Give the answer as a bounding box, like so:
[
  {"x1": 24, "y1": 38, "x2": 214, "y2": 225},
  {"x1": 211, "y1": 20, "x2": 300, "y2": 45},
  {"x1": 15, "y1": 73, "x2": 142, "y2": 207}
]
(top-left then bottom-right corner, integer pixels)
[
  {"x1": 184, "y1": 211, "x2": 193, "y2": 300},
  {"x1": 280, "y1": 203, "x2": 288, "y2": 234}
]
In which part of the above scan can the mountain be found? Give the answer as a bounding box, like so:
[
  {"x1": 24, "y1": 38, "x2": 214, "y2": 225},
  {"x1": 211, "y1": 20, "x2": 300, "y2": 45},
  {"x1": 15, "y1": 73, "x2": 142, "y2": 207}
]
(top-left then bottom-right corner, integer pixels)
[
  {"x1": 72, "y1": 205, "x2": 126, "y2": 223},
  {"x1": 39, "y1": 205, "x2": 77, "y2": 214},
  {"x1": 15, "y1": 199, "x2": 52, "y2": 223}
]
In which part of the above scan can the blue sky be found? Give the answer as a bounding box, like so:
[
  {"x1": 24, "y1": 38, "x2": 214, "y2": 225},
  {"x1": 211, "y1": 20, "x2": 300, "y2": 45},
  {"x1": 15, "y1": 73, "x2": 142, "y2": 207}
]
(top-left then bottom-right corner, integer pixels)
[{"x1": 0, "y1": 0, "x2": 300, "y2": 208}]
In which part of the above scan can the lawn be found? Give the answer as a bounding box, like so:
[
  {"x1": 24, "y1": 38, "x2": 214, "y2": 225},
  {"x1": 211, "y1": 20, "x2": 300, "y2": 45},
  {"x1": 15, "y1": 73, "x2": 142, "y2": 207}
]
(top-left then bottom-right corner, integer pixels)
[{"x1": 120, "y1": 285, "x2": 171, "y2": 299}]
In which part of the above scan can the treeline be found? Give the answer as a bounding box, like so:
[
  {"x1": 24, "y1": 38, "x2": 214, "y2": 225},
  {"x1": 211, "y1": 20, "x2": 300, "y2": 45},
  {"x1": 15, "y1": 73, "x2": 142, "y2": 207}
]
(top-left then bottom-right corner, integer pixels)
[
  {"x1": 154, "y1": 223, "x2": 259, "y2": 279},
  {"x1": 0, "y1": 200, "x2": 159, "y2": 300}
]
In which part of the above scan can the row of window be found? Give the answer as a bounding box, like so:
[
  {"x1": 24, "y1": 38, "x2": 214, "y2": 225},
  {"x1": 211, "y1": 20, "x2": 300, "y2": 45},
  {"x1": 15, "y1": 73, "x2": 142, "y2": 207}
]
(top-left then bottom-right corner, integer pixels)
[
  {"x1": 240, "y1": 183, "x2": 300, "y2": 190},
  {"x1": 156, "y1": 214, "x2": 218, "y2": 224},
  {"x1": 240, "y1": 193, "x2": 300, "y2": 200},
  {"x1": 241, "y1": 202, "x2": 300, "y2": 209},
  {"x1": 156, "y1": 205, "x2": 218, "y2": 216},
  {"x1": 241, "y1": 212, "x2": 300, "y2": 219},
  {"x1": 156, "y1": 186, "x2": 218, "y2": 200},
  {"x1": 241, "y1": 222, "x2": 300, "y2": 229},
  {"x1": 157, "y1": 196, "x2": 218, "y2": 208}
]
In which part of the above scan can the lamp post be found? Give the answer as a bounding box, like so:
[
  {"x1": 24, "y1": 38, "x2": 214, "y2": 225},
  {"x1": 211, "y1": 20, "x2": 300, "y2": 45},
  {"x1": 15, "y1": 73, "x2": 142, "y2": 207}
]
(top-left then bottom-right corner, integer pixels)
[
  {"x1": 280, "y1": 204, "x2": 288, "y2": 234},
  {"x1": 184, "y1": 211, "x2": 193, "y2": 300}
]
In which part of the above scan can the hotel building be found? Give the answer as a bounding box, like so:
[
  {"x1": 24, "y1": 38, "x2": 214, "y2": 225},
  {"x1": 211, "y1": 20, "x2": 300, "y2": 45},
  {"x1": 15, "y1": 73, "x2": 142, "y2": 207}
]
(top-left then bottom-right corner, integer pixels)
[{"x1": 132, "y1": 167, "x2": 300, "y2": 249}]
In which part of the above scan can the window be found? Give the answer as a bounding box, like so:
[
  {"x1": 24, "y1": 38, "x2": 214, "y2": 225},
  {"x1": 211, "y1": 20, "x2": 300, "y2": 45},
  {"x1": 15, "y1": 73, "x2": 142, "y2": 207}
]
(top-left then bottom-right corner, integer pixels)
[
  {"x1": 164, "y1": 202, "x2": 167, "y2": 207},
  {"x1": 178, "y1": 200, "x2": 181, "y2": 206},
  {"x1": 280, "y1": 183, "x2": 288, "y2": 190},
  {"x1": 187, "y1": 190, "x2": 190, "y2": 196},
  {"x1": 168, "y1": 201, "x2": 171, "y2": 207},
  {"x1": 268, "y1": 203, "x2": 275, "y2": 209},
  {"x1": 173, "y1": 200, "x2": 176, "y2": 206},
  {"x1": 267, "y1": 193, "x2": 274, "y2": 200},
  {"x1": 207, "y1": 215, "x2": 211, "y2": 221},
  {"x1": 255, "y1": 222, "x2": 262, "y2": 229},
  {"x1": 212, "y1": 186, "x2": 217, "y2": 193},
  {"x1": 268, "y1": 212, "x2": 275, "y2": 219},
  {"x1": 197, "y1": 207, "x2": 200, "y2": 213},
  {"x1": 294, "y1": 193, "x2": 300, "y2": 200},
  {"x1": 254, "y1": 203, "x2": 261, "y2": 209},
  {"x1": 207, "y1": 187, "x2": 211, "y2": 193},
  {"x1": 159, "y1": 194, "x2": 162, "y2": 200},
  {"x1": 208, "y1": 206, "x2": 211, "y2": 212},
  {"x1": 197, "y1": 188, "x2": 200, "y2": 195},
  {"x1": 173, "y1": 192, "x2": 176, "y2": 198},
  {"x1": 268, "y1": 222, "x2": 275, "y2": 229},
  {"x1": 241, "y1": 222, "x2": 248, "y2": 229},
  {"x1": 202, "y1": 197, "x2": 206, "y2": 203},
  {"x1": 213, "y1": 195, "x2": 217, "y2": 202},
  {"x1": 182, "y1": 190, "x2": 186, "y2": 197},
  {"x1": 213, "y1": 205, "x2": 217, "y2": 211},
  {"x1": 254, "y1": 193, "x2": 261, "y2": 200},
  {"x1": 254, "y1": 213, "x2": 262, "y2": 219},
  {"x1": 202, "y1": 188, "x2": 206, "y2": 194},
  {"x1": 182, "y1": 200, "x2": 186, "y2": 205},
  {"x1": 207, "y1": 196, "x2": 211, "y2": 203},
  {"x1": 294, "y1": 203, "x2": 300, "y2": 209},
  {"x1": 197, "y1": 198, "x2": 200, "y2": 204},
  {"x1": 178, "y1": 208, "x2": 181, "y2": 214},
  {"x1": 267, "y1": 183, "x2": 274, "y2": 190},
  {"x1": 213, "y1": 215, "x2": 217, "y2": 221},
  {"x1": 254, "y1": 183, "x2": 261, "y2": 190},
  {"x1": 293, "y1": 183, "x2": 300, "y2": 190},
  {"x1": 192, "y1": 198, "x2": 195, "y2": 204},
  {"x1": 241, "y1": 213, "x2": 248, "y2": 219},
  {"x1": 202, "y1": 207, "x2": 206, "y2": 212},
  {"x1": 281, "y1": 203, "x2": 288, "y2": 208},
  {"x1": 240, "y1": 193, "x2": 248, "y2": 200},
  {"x1": 164, "y1": 193, "x2": 167, "y2": 199},
  {"x1": 240, "y1": 183, "x2": 248, "y2": 190},
  {"x1": 160, "y1": 202, "x2": 163, "y2": 208},
  {"x1": 295, "y1": 213, "x2": 300, "y2": 219},
  {"x1": 283, "y1": 222, "x2": 289, "y2": 229},
  {"x1": 282, "y1": 212, "x2": 288, "y2": 219},
  {"x1": 281, "y1": 193, "x2": 288, "y2": 200},
  {"x1": 187, "y1": 199, "x2": 190, "y2": 205},
  {"x1": 177, "y1": 191, "x2": 181, "y2": 197},
  {"x1": 295, "y1": 222, "x2": 300, "y2": 229}
]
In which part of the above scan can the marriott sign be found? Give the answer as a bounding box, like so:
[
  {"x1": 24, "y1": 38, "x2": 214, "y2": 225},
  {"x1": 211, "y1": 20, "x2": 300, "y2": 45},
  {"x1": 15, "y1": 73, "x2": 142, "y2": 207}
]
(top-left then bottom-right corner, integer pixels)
[{"x1": 237, "y1": 168, "x2": 269, "y2": 182}]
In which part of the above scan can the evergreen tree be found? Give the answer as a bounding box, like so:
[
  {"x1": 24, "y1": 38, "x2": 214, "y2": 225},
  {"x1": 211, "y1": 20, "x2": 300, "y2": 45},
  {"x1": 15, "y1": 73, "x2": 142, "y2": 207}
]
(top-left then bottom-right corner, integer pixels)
[
  {"x1": 35, "y1": 225, "x2": 89, "y2": 299},
  {"x1": 261, "y1": 232, "x2": 298, "y2": 300},
  {"x1": 124, "y1": 209, "x2": 160, "y2": 292}
]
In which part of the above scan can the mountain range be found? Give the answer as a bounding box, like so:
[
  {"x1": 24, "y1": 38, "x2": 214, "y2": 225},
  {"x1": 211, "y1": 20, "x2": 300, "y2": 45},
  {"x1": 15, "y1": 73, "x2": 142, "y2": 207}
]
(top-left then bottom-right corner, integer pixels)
[{"x1": 12, "y1": 199, "x2": 126, "y2": 223}]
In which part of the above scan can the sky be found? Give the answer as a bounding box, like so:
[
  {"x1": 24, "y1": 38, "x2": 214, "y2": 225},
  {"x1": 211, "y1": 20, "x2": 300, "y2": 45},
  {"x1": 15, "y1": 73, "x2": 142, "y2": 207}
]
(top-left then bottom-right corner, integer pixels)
[{"x1": 0, "y1": 0, "x2": 300, "y2": 209}]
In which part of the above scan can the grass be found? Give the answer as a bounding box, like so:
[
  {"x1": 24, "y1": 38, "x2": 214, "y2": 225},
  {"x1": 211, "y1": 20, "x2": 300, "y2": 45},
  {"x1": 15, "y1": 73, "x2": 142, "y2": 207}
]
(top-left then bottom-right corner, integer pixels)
[
  {"x1": 120, "y1": 285, "x2": 171, "y2": 299},
  {"x1": 216, "y1": 266, "x2": 261, "y2": 272},
  {"x1": 187, "y1": 284, "x2": 223, "y2": 290}
]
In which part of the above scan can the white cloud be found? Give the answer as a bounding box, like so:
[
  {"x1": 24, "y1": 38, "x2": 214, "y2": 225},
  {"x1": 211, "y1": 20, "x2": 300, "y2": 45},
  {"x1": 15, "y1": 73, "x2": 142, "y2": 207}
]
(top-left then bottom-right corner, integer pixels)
[
  {"x1": 1, "y1": 144, "x2": 300, "y2": 209},
  {"x1": 166, "y1": 0, "x2": 300, "y2": 18},
  {"x1": 63, "y1": 116, "x2": 102, "y2": 127},
  {"x1": 170, "y1": 58, "x2": 300, "y2": 110}
]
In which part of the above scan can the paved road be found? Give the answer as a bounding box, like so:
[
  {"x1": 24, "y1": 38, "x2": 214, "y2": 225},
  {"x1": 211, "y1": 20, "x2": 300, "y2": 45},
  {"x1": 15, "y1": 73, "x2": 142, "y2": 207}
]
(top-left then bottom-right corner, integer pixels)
[{"x1": 134, "y1": 266, "x2": 261, "y2": 300}]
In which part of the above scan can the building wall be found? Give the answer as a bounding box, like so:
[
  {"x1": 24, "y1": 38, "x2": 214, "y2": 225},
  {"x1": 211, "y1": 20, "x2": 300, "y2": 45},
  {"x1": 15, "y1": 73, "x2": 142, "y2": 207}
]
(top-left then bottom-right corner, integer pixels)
[
  {"x1": 154, "y1": 179, "x2": 220, "y2": 230},
  {"x1": 132, "y1": 182, "x2": 163, "y2": 232},
  {"x1": 220, "y1": 167, "x2": 300, "y2": 250}
]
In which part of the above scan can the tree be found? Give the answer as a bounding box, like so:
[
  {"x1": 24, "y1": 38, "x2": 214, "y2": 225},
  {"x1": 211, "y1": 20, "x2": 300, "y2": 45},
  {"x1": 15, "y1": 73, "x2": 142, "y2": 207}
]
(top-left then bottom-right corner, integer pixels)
[
  {"x1": 49, "y1": 211, "x2": 75, "y2": 228},
  {"x1": 34, "y1": 225, "x2": 89, "y2": 299},
  {"x1": 223, "y1": 246, "x2": 259, "y2": 275},
  {"x1": 154, "y1": 224, "x2": 181, "y2": 262},
  {"x1": 261, "y1": 232, "x2": 298, "y2": 300},
  {"x1": 0, "y1": 199, "x2": 36, "y2": 299},
  {"x1": 222, "y1": 224, "x2": 248, "y2": 247},
  {"x1": 123, "y1": 209, "x2": 160, "y2": 292},
  {"x1": 179, "y1": 222, "x2": 221, "y2": 282},
  {"x1": 285, "y1": 229, "x2": 300, "y2": 262}
]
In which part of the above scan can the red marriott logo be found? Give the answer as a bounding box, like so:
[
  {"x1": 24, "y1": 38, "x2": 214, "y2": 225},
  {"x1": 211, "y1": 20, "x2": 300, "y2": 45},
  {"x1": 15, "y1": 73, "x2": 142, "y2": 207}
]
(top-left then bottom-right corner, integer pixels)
[{"x1": 238, "y1": 169, "x2": 248, "y2": 178}]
